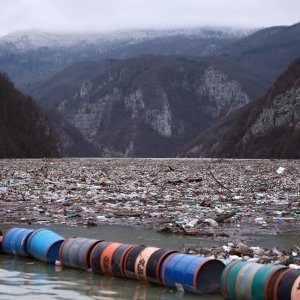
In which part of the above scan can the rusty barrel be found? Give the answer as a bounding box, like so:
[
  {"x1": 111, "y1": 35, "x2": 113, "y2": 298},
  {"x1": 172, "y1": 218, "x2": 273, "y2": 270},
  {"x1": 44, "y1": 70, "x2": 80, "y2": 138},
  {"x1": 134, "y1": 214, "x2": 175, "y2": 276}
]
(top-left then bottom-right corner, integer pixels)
[
  {"x1": 221, "y1": 260, "x2": 287, "y2": 300},
  {"x1": 123, "y1": 245, "x2": 146, "y2": 280},
  {"x1": 251, "y1": 263, "x2": 285, "y2": 300},
  {"x1": 59, "y1": 237, "x2": 102, "y2": 270},
  {"x1": 100, "y1": 242, "x2": 123, "y2": 276},
  {"x1": 111, "y1": 244, "x2": 135, "y2": 278},
  {"x1": 134, "y1": 247, "x2": 160, "y2": 281},
  {"x1": 146, "y1": 248, "x2": 178, "y2": 284},
  {"x1": 2, "y1": 227, "x2": 34, "y2": 257},
  {"x1": 276, "y1": 269, "x2": 300, "y2": 300},
  {"x1": 27, "y1": 228, "x2": 64, "y2": 264},
  {"x1": 161, "y1": 253, "x2": 225, "y2": 294},
  {"x1": 90, "y1": 241, "x2": 111, "y2": 273}
]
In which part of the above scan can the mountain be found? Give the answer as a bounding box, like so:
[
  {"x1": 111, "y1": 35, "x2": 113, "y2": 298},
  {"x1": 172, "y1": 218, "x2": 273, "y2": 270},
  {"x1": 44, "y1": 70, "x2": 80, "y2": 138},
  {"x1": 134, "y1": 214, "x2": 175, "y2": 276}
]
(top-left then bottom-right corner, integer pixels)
[
  {"x1": 31, "y1": 55, "x2": 268, "y2": 157},
  {"x1": 0, "y1": 73, "x2": 58, "y2": 158},
  {"x1": 220, "y1": 22, "x2": 300, "y2": 85},
  {"x1": 182, "y1": 57, "x2": 300, "y2": 159},
  {"x1": 0, "y1": 28, "x2": 250, "y2": 90}
]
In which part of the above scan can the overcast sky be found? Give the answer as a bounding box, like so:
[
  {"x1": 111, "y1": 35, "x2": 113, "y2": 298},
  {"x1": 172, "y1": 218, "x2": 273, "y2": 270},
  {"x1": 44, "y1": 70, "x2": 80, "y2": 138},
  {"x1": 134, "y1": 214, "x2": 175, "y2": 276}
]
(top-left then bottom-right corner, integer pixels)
[{"x1": 0, "y1": 0, "x2": 299, "y2": 37}]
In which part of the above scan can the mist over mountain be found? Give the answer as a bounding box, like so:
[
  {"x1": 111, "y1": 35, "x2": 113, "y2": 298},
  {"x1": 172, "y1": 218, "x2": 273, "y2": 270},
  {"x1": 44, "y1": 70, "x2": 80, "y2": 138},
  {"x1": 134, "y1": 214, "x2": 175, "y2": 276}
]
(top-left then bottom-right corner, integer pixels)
[{"x1": 0, "y1": 28, "x2": 251, "y2": 90}]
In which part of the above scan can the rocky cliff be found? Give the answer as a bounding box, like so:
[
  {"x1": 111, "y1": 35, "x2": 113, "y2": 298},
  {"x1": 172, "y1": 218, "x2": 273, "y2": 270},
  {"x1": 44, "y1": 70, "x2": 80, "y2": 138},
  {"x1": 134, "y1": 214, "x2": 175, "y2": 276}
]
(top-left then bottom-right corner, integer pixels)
[
  {"x1": 183, "y1": 57, "x2": 300, "y2": 158},
  {"x1": 31, "y1": 55, "x2": 266, "y2": 157}
]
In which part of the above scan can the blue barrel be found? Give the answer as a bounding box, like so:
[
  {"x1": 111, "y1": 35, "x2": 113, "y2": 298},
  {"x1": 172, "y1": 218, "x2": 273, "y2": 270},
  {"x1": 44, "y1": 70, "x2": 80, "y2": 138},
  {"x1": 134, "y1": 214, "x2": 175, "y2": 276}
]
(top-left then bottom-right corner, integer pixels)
[
  {"x1": 2, "y1": 227, "x2": 34, "y2": 257},
  {"x1": 27, "y1": 228, "x2": 64, "y2": 263},
  {"x1": 160, "y1": 253, "x2": 225, "y2": 294}
]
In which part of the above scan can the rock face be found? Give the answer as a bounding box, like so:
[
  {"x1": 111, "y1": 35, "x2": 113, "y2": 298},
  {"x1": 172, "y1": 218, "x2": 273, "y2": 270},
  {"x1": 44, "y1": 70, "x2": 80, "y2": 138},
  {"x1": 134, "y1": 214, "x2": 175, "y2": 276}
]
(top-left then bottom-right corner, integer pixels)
[
  {"x1": 31, "y1": 55, "x2": 264, "y2": 157},
  {"x1": 0, "y1": 73, "x2": 58, "y2": 158},
  {"x1": 183, "y1": 57, "x2": 300, "y2": 159}
]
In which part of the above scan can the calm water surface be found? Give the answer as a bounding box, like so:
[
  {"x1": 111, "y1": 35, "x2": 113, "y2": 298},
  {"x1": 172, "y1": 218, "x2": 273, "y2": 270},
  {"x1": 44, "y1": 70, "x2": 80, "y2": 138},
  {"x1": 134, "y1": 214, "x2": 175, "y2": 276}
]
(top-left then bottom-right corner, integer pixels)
[{"x1": 0, "y1": 224, "x2": 299, "y2": 300}]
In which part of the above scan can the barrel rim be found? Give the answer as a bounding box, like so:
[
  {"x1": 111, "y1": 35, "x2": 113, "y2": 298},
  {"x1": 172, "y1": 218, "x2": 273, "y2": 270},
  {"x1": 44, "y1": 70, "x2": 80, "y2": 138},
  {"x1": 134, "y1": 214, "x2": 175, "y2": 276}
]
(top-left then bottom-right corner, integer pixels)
[
  {"x1": 85, "y1": 240, "x2": 104, "y2": 270},
  {"x1": 273, "y1": 268, "x2": 291, "y2": 299},
  {"x1": 221, "y1": 260, "x2": 241, "y2": 298},
  {"x1": 119, "y1": 244, "x2": 136, "y2": 278},
  {"x1": 100, "y1": 242, "x2": 123, "y2": 275},
  {"x1": 21, "y1": 229, "x2": 35, "y2": 256},
  {"x1": 193, "y1": 258, "x2": 221, "y2": 292},
  {"x1": 89, "y1": 240, "x2": 107, "y2": 270},
  {"x1": 160, "y1": 252, "x2": 179, "y2": 285},
  {"x1": 134, "y1": 246, "x2": 160, "y2": 281},
  {"x1": 123, "y1": 244, "x2": 145, "y2": 278},
  {"x1": 59, "y1": 236, "x2": 76, "y2": 263},
  {"x1": 27, "y1": 228, "x2": 46, "y2": 251},
  {"x1": 155, "y1": 249, "x2": 178, "y2": 283},
  {"x1": 263, "y1": 266, "x2": 287, "y2": 299}
]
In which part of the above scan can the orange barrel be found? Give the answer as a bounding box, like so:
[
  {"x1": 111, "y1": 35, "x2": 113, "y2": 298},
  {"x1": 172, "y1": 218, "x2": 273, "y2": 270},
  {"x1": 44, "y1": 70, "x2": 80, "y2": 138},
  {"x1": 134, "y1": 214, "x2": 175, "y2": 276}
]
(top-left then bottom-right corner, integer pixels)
[
  {"x1": 134, "y1": 247, "x2": 160, "y2": 281},
  {"x1": 90, "y1": 241, "x2": 110, "y2": 273},
  {"x1": 277, "y1": 269, "x2": 300, "y2": 300},
  {"x1": 111, "y1": 244, "x2": 135, "y2": 278},
  {"x1": 123, "y1": 245, "x2": 146, "y2": 280},
  {"x1": 100, "y1": 242, "x2": 123, "y2": 276},
  {"x1": 146, "y1": 248, "x2": 178, "y2": 284},
  {"x1": 59, "y1": 237, "x2": 102, "y2": 271}
]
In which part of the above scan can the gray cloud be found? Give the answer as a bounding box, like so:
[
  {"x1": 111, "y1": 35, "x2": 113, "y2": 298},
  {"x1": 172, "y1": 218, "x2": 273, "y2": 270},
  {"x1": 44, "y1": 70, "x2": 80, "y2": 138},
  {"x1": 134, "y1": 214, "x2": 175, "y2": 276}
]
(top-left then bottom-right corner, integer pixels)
[{"x1": 0, "y1": 0, "x2": 299, "y2": 36}]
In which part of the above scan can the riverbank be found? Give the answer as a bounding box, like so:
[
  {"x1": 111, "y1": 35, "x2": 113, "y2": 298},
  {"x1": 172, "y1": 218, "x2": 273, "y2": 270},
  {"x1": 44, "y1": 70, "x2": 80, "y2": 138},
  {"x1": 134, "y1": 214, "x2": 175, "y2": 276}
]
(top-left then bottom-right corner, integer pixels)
[{"x1": 0, "y1": 158, "x2": 299, "y2": 242}]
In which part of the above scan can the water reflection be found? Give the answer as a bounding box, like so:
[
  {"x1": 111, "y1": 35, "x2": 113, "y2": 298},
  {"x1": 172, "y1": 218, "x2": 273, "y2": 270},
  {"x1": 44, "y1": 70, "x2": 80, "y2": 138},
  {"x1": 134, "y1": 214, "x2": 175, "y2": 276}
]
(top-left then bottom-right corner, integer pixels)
[{"x1": 0, "y1": 256, "x2": 222, "y2": 300}]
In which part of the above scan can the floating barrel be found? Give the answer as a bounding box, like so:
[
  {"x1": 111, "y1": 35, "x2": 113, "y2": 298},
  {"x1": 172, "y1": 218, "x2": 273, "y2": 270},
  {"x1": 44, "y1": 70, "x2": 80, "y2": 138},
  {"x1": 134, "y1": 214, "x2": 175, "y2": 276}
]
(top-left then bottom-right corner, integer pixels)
[
  {"x1": 100, "y1": 242, "x2": 123, "y2": 276},
  {"x1": 90, "y1": 241, "x2": 111, "y2": 273},
  {"x1": 221, "y1": 260, "x2": 287, "y2": 300},
  {"x1": 59, "y1": 237, "x2": 102, "y2": 270},
  {"x1": 27, "y1": 228, "x2": 64, "y2": 263},
  {"x1": 123, "y1": 245, "x2": 146, "y2": 280},
  {"x1": 2, "y1": 227, "x2": 34, "y2": 257},
  {"x1": 111, "y1": 244, "x2": 135, "y2": 278},
  {"x1": 251, "y1": 263, "x2": 284, "y2": 300},
  {"x1": 160, "y1": 253, "x2": 225, "y2": 294},
  {"x1": 276, "y1": 269, "x2": 300, "y2": 300},
  {"x1": 267, "y1": 268, "x2": 290, "y2": 300},
  {"x1": 134, "y1": 247, "x2": 160, "y2": 281},
  {"x1": 145, "y1": 248, "x2": 178, "y2": 284}
]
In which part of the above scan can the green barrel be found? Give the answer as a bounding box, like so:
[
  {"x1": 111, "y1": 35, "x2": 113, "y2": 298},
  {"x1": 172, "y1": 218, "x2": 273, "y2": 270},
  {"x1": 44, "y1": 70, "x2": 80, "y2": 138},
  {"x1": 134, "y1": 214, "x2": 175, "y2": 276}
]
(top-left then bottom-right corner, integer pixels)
[
  {"x1": 235, "y1": 262, "x2": 265, "y2": 300},
  {"x1": 251, "y1": 264, "x2": 283, "y2": 300},
  {"x1": 226, "y1": 261, "x2": 248, "y2": 300},
  {"x1": 220, "y1": 260, "x2": 241, "y2": 299}
]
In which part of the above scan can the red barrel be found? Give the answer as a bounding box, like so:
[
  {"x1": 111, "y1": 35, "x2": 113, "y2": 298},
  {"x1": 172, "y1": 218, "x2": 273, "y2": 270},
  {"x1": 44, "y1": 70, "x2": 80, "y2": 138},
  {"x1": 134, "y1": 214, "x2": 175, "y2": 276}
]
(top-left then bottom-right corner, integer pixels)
[
  {"x1": 123, "y1": 245, "x2": 146, "y2": 280},
  {"x1": 134, "y1": 247, "x2": 160, "y2": 281},
  {"x1": 90, "y1": 241, "x2": 111, "y2": 273},
  {"x1": 111, "y1": 244, "x2": 135, "y2": 278},
  {"x1": 146, "y1": 248, "x2": 178, "y2": 284}
]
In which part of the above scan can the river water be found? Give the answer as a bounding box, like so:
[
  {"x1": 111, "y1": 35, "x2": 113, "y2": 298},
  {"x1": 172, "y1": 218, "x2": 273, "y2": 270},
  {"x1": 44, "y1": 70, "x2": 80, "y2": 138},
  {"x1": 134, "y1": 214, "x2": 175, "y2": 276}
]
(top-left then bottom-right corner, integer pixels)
[{"x1": 0, "y1": 224, "x2": 299, "y2": 300}]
